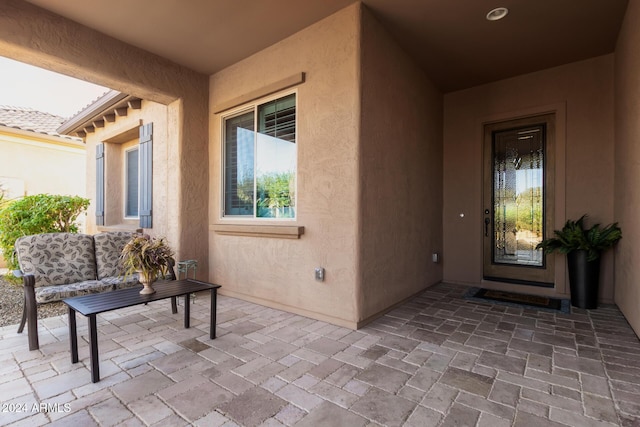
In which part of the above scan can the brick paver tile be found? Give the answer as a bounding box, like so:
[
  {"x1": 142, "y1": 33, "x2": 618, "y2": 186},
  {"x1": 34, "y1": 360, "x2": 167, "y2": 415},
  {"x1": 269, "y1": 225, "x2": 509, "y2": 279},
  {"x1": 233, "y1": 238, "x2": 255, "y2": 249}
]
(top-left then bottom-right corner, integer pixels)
[
  {"x1": 514, "y1": 410, "x2": 565, "y2": 426},
  {"x1": 310, "y1": 380, "x2": 359, "y2": 408},
  {"x1": 214, "y1": 371, "x2": 255, "y2": 395},
  {"x1": 128, "y1": 394, "x2": 176, "y2": 425},
  {"x1": 406, "y1": 366, "x2": 440, "y2": 391},
  {"x1": 489, "y1": 379, "x2": 521, "y2": 407},
  {"x1": 308, "y1": 358, "x2": 343, "y2": 380},
  {"x1": 421, "y1": 383, "x2": 458, "y2": 413},
  {"x1": 440, "y1": 402, "x2": 480, "y2": 427},
  {"x1": 355, "y1": 363, "x2": 411, "y2": 393},
  {"x1": 274, "y1": 403, "x2": 306, "y2": 425},
  {"x1": 32, "y1": 368, "x2": 90, "y2": 400},
  {"x1": 521, "y1": 388, "x2": 583, "y2": 412},
  {"x1": 550, "y1": 406, "x2": 619, "y2": 427},
  {"x1": 457, "y1": 391, "x2": 515, "y2": 421},
  {"x1": 439, "y1": 367, "x2": 494, "y2": 397},
  {"x1": 478, "y1": 350, "x2": 526, "y2": 374},
  {"x1": 405, "y1": 405, "x2": 442, "y2": 426},
  {"x1": 111, "y1": 370, "x2": 172, "y2": 402},
  {"x1": 478, "y1": 412, "x2": 512, "y2": 427},
  {"x1": 295, "y1": 401, "x2": 366, "y2": 427},
  {"x1": 48, "y1": 410, "x2": 100, "y2": 427},
  {"x1": 166, "y1": 380, "x2": 233, "y2": 422},
  {"x1": 275, "y1": 383, "x2": 323, "y2": 411},
  {"x1": 350, "y1": 387, "x2": 415, "y2": 427},
  {"x1": 553, "y1": 353, "x2": 606, "y2": 376},
  {"x1": 218, "y1": 386, "x2": 286, "y2": 427},
  {"x1": 87, "y1": 396, "x2": 134, "y2": 427}
]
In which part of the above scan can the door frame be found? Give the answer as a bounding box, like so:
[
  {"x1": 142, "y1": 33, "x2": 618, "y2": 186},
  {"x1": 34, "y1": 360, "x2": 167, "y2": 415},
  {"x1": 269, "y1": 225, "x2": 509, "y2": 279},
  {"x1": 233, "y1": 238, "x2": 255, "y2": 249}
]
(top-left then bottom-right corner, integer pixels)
[{"x1": 482, "y1": 113, "x2": 556, "y2": 286}]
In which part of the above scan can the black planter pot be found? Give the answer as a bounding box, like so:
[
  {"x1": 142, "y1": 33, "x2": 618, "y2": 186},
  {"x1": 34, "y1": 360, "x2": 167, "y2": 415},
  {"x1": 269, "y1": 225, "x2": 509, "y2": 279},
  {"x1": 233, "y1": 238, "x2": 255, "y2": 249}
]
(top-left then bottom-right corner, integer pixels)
[{"x1": 567, "y1": 250, "x2": 601, "y2": 309}]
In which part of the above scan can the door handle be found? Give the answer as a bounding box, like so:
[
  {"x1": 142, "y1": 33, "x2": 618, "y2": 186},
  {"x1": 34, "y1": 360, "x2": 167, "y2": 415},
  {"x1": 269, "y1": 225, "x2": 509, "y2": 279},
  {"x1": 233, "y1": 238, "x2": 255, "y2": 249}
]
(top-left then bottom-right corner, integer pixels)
[{"x1": 484, "y1": 217, "x2": 490, "y2": 237}]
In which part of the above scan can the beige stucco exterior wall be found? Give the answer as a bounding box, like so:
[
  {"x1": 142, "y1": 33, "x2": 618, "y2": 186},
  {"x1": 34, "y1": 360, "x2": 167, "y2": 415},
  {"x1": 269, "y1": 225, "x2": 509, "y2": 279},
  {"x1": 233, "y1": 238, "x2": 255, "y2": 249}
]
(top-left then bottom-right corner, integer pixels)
[
  {"x1": 0, "y1": 0, "x2": 209, "y2": 275},
  {"x1": 614, "y1": 0, "x2": 640, "y2": 336},
  {"x1": 443, "y1": 55, "x2": 616, "y2": 302},
  {"x1": 209, "y1": 4, "x2": 360, "y2": 327},
  {"x1": 83, "y1": 101, "x2": 171, "y2": 240},
  {"x1": 358, "y1": 8, "x2": 443, "y2": 323},
  {"x1": 0, "y1": 129, "x2": 85, "y2": 200}
]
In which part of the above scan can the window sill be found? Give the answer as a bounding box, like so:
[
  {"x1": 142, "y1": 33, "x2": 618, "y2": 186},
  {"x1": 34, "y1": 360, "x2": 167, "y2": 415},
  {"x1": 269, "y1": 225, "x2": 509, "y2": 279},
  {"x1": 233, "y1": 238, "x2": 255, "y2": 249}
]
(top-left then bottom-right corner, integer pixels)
[
  {"x1": 211, "y1": 224, "x2": 304, "y2": 239},
  {"x1": 97, "y1": 224, "x2": 142, "y2": 233}
]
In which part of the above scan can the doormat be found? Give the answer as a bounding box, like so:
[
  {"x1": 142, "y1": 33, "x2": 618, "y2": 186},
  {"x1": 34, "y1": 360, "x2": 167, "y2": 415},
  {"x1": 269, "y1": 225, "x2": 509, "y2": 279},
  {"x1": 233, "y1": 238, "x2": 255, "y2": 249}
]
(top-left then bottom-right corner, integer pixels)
[{"x1": 464, "y1": 287, "x2": 570, "y2": 313}]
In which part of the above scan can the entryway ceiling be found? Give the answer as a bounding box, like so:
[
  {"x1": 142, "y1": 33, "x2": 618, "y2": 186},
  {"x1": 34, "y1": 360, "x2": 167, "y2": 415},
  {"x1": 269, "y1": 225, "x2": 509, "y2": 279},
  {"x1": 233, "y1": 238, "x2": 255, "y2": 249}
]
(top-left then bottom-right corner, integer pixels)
[{"x1": 25, "y1": 0, "x2": 629, "y2": 92}]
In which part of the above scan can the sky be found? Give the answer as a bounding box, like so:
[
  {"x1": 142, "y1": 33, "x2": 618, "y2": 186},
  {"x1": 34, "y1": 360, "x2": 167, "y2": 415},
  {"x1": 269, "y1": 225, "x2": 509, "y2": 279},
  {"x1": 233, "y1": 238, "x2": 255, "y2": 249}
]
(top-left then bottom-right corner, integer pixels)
[{"x1": 0, "y1": 56, "x2": 109, "y2": 119}]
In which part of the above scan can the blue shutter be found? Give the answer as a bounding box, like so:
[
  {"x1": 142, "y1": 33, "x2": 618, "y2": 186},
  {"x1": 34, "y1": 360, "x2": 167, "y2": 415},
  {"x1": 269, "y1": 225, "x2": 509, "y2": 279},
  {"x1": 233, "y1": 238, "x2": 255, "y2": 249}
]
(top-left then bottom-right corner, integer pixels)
[
  {"x1": 95, "y1": 143, "x2": 105, "y2": 226},
  {"x1": 139, "y1": 123, "x2": 153, "y2": 228}
]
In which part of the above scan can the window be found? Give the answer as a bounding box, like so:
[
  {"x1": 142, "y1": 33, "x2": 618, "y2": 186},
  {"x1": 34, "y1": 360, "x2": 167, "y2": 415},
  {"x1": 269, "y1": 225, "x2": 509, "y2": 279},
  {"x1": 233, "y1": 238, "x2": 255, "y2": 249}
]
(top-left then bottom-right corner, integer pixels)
[
  {"x1": 223, "y1": 93, "x2": 296, "y2": 218},
  {"x1": 95, "y1": 123, "x2": 153, "y2": 228},
  {"x1": 125, "y1": 147, "x2": 139, "y2": 217}
]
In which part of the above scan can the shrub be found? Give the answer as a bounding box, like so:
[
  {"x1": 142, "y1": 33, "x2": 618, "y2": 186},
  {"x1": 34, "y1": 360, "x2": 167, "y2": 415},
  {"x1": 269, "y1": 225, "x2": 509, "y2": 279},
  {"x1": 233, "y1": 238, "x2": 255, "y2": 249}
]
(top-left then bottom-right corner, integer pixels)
[{"x1": 0, "y1": 194, "x2": 90, "y2": 270}]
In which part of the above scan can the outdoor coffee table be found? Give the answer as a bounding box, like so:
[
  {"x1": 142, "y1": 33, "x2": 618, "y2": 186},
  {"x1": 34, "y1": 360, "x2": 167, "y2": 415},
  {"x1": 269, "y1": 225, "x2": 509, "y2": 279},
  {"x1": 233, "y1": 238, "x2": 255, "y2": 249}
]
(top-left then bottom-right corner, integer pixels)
[{"x1": 63, "y1": 279, "x2": 221, "y2": 383}]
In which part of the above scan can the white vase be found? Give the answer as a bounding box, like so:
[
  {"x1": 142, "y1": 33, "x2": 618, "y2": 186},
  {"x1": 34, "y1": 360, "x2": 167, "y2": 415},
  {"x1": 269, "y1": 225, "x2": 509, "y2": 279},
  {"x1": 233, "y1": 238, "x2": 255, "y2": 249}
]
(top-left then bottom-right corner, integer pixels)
[{"x1": 139, "y1": 271, "x2": 157, "y2": 295}]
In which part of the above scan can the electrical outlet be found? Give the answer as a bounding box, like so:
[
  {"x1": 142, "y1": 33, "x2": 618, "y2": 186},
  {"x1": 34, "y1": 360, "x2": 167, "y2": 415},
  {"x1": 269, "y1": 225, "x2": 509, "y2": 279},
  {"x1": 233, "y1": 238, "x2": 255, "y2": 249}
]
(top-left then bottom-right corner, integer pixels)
[
  {"x1": 432, "y1": 253, "x2": 439, "y2": 263},
  {"x1": 315, "y1": 267, "x2": 325, "y2": 282}
]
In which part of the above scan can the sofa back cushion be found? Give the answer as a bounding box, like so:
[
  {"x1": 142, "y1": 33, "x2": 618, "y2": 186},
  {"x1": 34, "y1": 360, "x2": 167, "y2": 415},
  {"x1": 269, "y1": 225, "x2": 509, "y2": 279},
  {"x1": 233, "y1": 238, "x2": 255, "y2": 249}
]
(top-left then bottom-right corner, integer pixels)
[
  {"x1": 94, "y1": 231, "x2": 134, "y2": 280},
  {"x1": 15, "y1": 233, "x2": 96, "y2": 288}
]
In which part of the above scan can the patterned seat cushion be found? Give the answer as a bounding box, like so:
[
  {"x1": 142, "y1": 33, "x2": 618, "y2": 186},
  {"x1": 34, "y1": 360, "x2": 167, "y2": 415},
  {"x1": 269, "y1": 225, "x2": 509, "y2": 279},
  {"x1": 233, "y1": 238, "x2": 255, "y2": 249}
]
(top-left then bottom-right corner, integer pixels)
[
  {"x1": 15, "y1": 233, "x2": 97, "y2": 288},
  {"x1": 94, "y1": 232, "x2": 134, "y2": 280},
  {"x1": 101, "y1": 274, "x2": 140, "y2": 290},
  {"x1": 34, "y1": 280, "x2": 113, "y2": 304}
]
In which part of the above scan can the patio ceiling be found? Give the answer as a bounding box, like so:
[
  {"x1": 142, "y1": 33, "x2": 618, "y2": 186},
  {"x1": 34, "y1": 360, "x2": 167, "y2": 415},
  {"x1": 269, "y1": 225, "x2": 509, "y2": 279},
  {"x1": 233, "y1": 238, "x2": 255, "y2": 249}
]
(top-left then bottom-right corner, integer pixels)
[{"x1": 25, "y1": 0, "x2": 628, "y2": 92}]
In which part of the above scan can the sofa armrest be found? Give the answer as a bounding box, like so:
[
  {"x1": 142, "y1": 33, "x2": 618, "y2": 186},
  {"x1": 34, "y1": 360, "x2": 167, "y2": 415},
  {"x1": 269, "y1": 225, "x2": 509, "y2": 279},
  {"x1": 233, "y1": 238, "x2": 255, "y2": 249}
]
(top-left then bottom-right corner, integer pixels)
[
  {"x1": 167, "y1": 258, "x2": 177, "y2": 281},
  {"x1": 20, "y1": 274, "x2": 39, "y2": 350}
]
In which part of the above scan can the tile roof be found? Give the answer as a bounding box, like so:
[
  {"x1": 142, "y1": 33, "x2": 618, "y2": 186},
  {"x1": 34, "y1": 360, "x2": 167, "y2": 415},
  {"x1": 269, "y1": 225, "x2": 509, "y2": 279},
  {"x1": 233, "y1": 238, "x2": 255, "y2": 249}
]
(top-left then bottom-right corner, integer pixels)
[{"x1": 0, "y1": 106, "x2": 78, "y2": 140}]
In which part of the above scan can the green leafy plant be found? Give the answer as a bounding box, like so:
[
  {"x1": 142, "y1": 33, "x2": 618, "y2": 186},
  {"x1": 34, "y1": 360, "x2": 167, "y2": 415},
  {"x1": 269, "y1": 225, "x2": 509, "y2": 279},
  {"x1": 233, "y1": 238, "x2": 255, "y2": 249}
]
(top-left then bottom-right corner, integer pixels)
[
  {"x1": 120, "y1": 234, "x2": 174, "y2": 283},
  {"x1": 257, "y1": 172, "x2": 295, "y2": 218},
  {"x1": 535, "y1": 215, "x2": 622, "y2": 261},
  {"x1": 0, "y1": 194, "x2": 90, "y2": 270}
]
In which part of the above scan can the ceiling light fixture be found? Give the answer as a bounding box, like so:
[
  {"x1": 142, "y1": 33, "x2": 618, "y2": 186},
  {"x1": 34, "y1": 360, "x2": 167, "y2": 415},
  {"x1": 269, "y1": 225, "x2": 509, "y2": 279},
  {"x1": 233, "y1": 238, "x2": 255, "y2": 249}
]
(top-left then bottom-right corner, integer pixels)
[{"x1": 486, "y1": 7, "x2": 509, "y2": 21}]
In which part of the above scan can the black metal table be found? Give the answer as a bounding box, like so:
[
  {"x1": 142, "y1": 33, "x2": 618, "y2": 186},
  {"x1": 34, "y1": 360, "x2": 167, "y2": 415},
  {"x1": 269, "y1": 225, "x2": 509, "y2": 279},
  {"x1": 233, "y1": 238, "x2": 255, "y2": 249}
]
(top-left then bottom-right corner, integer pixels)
[{"x1": 63, "y1": 279, "x2": 221, "y2": 383}]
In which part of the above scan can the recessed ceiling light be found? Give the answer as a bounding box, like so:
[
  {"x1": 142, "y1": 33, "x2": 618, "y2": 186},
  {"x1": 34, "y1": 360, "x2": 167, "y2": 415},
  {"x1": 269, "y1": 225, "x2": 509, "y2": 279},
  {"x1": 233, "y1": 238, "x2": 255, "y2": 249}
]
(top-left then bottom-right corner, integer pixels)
[{"x1": 486, "y1": 7, "x2": 509, "y2": 21}]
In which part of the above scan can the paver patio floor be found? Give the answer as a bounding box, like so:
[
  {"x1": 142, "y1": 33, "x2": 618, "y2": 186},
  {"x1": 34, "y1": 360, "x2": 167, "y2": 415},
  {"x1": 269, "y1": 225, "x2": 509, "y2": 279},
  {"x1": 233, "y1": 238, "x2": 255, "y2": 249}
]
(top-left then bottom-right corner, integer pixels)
[{"x1": 0, "y1": 282, "x2": 639, "y2": 426}]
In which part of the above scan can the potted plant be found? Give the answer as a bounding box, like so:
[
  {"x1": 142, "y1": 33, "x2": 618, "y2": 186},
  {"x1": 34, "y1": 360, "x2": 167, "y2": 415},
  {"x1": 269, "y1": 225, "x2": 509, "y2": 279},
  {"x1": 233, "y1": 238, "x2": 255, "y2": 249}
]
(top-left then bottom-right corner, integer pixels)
[
  {"x1": 121, "y1": 234, "x2": 174, "y2": 295},
  {"x1": 536, "y1": 215, "x2": 621, "y2": 309}
]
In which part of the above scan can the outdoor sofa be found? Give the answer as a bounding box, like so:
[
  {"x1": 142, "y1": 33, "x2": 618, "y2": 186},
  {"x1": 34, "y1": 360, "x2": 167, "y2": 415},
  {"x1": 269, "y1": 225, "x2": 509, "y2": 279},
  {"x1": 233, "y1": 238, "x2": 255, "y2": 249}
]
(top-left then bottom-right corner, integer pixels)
[{"x1": 14, "y1": 231, "x2": 176, "y2": 350}]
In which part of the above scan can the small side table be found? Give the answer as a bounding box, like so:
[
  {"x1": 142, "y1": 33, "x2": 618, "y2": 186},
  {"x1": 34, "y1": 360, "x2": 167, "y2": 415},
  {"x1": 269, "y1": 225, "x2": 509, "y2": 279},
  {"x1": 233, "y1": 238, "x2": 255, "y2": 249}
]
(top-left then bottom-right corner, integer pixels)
[
  {"x1": 177, "y1": 259, "x2": 198, "y2": 280},
  {"x1": 177, "y1": 260, "x2": 198, "y2": 304}
]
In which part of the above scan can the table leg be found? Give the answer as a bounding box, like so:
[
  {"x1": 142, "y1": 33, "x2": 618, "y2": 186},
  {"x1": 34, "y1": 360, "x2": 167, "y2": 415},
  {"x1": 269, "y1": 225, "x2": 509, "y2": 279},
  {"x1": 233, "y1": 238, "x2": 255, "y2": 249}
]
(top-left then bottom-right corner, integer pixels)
[
  {"x1": 68, "y1": 307, "x2": 78, "y2": 363},
  {"x1": 210, "y1": 288, "x2": 217, "y2": 339},
  {"x1": 88, "y1": 315, "x2": 100, "y2": 383},
  {"x1": 184, "y1": 294, "x2": 190, "y2": 328}
]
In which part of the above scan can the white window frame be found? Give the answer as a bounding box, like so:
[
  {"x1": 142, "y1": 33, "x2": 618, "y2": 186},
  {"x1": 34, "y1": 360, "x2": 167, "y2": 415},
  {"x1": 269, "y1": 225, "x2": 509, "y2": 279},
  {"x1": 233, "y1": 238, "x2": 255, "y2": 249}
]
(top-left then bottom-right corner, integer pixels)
[{"x1": 220, "y1": 90, "x2": 298, "y2": 221}]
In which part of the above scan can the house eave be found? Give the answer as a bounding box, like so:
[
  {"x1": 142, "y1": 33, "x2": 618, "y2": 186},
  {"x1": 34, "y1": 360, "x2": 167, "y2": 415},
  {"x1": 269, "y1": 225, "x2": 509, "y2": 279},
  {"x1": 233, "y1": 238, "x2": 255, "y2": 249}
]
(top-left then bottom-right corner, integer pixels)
[
  {"x1": 0, "y1": 124, "x2": 84, "y2": 147},
  {"x1": 57, "y1": 90, "x2": 141, "y2": 138}
]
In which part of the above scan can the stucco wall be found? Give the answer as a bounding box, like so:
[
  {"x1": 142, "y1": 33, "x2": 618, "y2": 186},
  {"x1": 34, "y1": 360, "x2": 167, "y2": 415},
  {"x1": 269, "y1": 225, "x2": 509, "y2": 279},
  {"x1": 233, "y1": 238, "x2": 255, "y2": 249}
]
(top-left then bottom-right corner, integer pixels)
[
  {"x1": 443, "y1": 55, "x2": 616, "y2": 302},
  {"x1": 209, "y1": 5, "x2": 360, "y2": 327},
  {"x1": 0, "y1": 130, "x2": 85, "y2": 199},
  {"x1": 0, "y1": 0, "x2": 209, "y2": 275},
  {"x1": 83, "y1": 101, "x2": 171, "y2": 240},
  {"x1": 614, "y1": 0, "x2": 640, "y2": 336},
  {"x1": 358, "y1": 8, "x2": 443, "y2": 323}
]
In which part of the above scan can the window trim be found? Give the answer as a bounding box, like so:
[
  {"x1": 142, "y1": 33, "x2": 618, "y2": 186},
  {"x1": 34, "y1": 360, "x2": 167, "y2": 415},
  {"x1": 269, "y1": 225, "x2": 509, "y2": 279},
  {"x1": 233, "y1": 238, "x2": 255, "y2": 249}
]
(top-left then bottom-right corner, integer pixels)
[
  {"x1": 124, "y1": 145, "x2": 140, "y2": 219},
  {"x1": 220, "y1": 89, "x2": 298, "y2": 222}
]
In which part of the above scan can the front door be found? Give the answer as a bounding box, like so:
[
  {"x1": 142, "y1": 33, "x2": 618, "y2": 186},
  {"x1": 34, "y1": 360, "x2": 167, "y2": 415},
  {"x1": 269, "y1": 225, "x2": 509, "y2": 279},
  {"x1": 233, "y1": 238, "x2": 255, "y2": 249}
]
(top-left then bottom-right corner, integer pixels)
[{"x1": 483, "y1": 114, "x2": 555, "y2": 286}]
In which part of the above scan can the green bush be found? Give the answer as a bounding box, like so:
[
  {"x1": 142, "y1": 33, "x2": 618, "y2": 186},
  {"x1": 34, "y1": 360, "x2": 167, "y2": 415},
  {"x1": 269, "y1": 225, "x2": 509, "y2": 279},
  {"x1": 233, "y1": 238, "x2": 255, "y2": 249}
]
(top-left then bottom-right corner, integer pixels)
[{"x1": 0, "y1": 194, "x2": 90, "y2": 271}]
